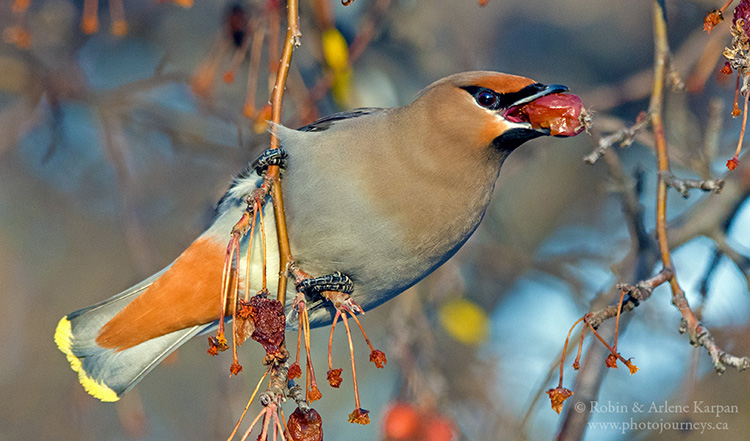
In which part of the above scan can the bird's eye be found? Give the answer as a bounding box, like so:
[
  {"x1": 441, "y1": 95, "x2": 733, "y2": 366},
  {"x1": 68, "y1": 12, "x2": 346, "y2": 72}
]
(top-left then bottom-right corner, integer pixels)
[{"x1": 476, "y1": 90, "x2": 497, "y2": 108}]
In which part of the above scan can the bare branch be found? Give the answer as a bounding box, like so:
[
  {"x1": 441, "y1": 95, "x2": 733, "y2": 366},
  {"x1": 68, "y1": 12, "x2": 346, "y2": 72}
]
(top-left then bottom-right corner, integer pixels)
[
  {"x1": 584, "y1": 115, "x2": 650, "y2": 164},
  {"x1": 660, "y1": 170, "x2": 725, "y2": 198},
  {"x1": 684, "y1": 320, "x2": 750, "y2": 373},
  {"x1": 586, "y1": 269, "x2": 673, "y2": 329}
]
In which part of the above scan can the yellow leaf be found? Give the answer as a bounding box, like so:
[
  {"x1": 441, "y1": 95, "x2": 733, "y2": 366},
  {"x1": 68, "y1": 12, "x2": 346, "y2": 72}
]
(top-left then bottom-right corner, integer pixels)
[
  {"x1": 322, "y1": 28, "x2": 349, "y2": 71},
  {"x1": 439, "y1": 298, "x2": 489, "y2": 345}
]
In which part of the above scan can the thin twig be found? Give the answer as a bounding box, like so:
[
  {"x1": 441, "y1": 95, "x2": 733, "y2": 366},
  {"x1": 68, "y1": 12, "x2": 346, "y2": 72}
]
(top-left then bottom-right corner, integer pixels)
[
  {"x1": 227, "y1": 368, "x2": 271, "y2": 441},
  {"x1": 659, "y1": 171, "x2": 725, "y2": 198},
  {"x1": 586, "y1": 269, "x2": 672, "y2": 329},
  {"x1": 340, "y1": 312, "x2": 363, "y2": 411},
  {"x1": 584, "y1": 114, "x2": 651, "y2": 164},
  {"x1": 650, "y1": 0, "x2": 694, "y2": 326}
]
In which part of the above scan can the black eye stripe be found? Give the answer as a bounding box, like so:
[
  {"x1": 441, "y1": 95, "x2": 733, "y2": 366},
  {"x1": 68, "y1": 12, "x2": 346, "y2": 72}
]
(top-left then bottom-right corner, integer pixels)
[{"x1": 463, "y1": 83, "x2": 547, "y2": 110}]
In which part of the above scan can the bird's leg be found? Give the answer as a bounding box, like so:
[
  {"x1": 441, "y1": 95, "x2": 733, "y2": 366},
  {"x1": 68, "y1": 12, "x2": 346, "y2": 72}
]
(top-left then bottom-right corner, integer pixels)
[
  {"x1": 295, "y1": 272, "x2": 354, "y2": 295},
  {"x1": 251, "y1": 146, "x2": 288, "y2": 176},
  {"x1": 297, "y1": 273, "x2": 358, "y2": 308},
  {"x1": 288, "y1": 263, "x2": 362, "y2": 313}
]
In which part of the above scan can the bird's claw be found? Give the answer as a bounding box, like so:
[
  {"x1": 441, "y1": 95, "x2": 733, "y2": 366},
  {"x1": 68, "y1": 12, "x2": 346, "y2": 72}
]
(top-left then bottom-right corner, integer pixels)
[{"x1": 322, "y1": 290, "x2": 364, "y2": 315}]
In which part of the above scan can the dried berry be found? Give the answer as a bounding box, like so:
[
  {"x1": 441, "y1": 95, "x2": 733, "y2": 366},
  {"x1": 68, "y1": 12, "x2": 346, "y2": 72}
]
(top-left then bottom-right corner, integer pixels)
[
  {"x1": 422, "y1": 414, "x2": 456, "y2": 441},
  {"x1": 728, "y1": 156, "x2": 740, "y2": 170},
  {"x1": 605, "y1": 353, "x2": 618, "y2": 369},
  {"x1": 704, "y1": 9, "x2": 724, "y2": 33},
  {"x1": 207, "y1": 335, "x2": 228, "y2": 356},
  {"x1": 231, "y1": 299, "x2": 256, "y2": 346},
  {"x1": 546, "y1": 387, "x2": 574, "y2": 414},
  {"x1": 287, "y1": 407, "x2": 323, "y2": 441},
  {"x1": 288, "y1": 362, "x2": 302, "y2": 380},
  {"x1": 229, "y1": 362, "x2": 243, "y2": 375},
  {"x1": 624, "y1": 358, "x2": 639, "y2": 375},
  {"x1": 3, "y1": 26, "x2": 31, "y2": 49},
  {"x1": 326, "y1": 368, "x2": 343, "y2": 388},
  {"x1": 735, "y1": 0, "x2": 750, "y2": 34},
  {"x1": 248, "y1": 295, "x2": 285, "y2": 356},
  {"x1": 308, "y1": 385, "x2": 322, "y2": 402},
  {"x1": 347, "y1": 408, "x2": 370, "y2": 425},
  {"x1": 369, "y1": 350, "x2": 386, "y2": 369},
  {"x1": 722, "y1": 62, "x2": 734, "y2": 75},
  {"x1": 225, "y1": 4, "x2": 248, "y2": 48}
]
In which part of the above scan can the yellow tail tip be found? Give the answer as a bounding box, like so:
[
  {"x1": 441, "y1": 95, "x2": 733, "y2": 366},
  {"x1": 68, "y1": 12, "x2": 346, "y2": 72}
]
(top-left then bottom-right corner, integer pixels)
[
  {"x1": 78, "y1": 372, "x2": 119, "y2": 402},
  {"x1": 54, "y1": 316, "x2": 120, "y2": 402},
  {"x1": 54, "y1": 316, "x2": 75, "y2": 356}
]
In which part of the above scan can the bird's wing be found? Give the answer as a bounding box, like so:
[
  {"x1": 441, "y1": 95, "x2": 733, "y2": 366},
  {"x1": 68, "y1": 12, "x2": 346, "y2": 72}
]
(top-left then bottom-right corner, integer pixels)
[{"x1": 297, "y1": 107, "x2": 385, "y2": 132}]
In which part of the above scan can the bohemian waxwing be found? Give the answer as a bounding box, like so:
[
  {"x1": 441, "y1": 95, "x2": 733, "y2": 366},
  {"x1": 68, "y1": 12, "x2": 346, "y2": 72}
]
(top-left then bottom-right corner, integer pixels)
[{"x1": 55, "y1": 71, "x2": 587, "y2": 401}]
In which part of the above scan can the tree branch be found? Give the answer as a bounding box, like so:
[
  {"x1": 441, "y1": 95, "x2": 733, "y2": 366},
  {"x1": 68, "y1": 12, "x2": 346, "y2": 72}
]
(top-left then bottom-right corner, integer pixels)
[
  {"x1": 267, "y1": 0, "x2": 302, "y2": 315},
  {"x1": 584, "y1": 114, "x2": 650, "y2": 164},
  {"x1": 660, "y1": 170, "x2": 725, "y2": 198}
]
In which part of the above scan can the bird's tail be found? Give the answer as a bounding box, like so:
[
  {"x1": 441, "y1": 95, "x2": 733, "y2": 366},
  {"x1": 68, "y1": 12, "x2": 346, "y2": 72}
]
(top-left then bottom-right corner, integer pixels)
[{"x1": 54, "y1": 267, "x2": 212, "y2": 402}]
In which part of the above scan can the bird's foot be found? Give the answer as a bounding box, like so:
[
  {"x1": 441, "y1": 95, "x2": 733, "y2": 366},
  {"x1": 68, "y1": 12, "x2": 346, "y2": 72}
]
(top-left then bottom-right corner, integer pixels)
[
  {"x1": 289, "y1": 263, "x2": 361, "y2": 314},
  {"x1": 251, "y1": 146, "x2": 288, "y2": 176}
]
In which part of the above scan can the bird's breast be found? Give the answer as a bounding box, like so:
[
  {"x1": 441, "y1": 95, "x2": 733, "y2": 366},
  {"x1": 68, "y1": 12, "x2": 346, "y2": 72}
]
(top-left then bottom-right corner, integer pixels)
[{"x1": 278, "y1": 128, "x2": 500, "y2": 317}]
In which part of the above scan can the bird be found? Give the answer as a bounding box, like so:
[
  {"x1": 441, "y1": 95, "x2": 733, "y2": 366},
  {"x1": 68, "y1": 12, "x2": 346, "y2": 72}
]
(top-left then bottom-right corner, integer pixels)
[{"x1": 55, "y1": 71, "x2": 587, "y2": 402}]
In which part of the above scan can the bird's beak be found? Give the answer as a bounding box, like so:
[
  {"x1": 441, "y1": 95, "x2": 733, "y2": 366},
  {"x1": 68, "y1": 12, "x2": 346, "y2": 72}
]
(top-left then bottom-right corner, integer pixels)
[
  {"x1": 501, "y1": 83, "x2": 586, "y2": 138},
  {"x1": 509, "y1": 84, "x2": 569, "y2": 107}
]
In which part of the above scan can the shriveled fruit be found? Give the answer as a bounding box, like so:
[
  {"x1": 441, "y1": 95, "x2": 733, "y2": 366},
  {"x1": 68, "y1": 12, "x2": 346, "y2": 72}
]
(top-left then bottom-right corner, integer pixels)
[{"x1": 506, "y1": 93, "x2": 588, "y2": 137}]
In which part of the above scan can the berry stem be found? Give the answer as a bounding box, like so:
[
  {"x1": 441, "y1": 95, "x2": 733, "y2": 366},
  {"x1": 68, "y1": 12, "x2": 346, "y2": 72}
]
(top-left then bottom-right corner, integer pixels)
[{"x1": 340, "y1": 312, "x2": 362, "y2": 410}]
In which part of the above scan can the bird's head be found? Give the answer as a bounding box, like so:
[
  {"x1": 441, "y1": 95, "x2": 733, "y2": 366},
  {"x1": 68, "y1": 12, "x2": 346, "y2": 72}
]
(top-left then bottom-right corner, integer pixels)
[{"x1": 413, "y1": 71, "x2": 587, "y2": 154}]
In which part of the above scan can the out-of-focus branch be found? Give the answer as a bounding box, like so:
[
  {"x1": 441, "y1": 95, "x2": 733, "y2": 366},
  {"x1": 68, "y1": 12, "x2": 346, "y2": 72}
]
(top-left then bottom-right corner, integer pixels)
[
  {"x1": 98, "y1": 109, "x2": 157, "y2": 275},
  {"x1": 557, "y1": 136, "x2": 658, "y2": 441},
  {"x1": 583, "y1": 26, "x2": 726, "y2": 112},
  {"x1": 107, "y1": 72, "x2": 189, "y2": 102}
]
